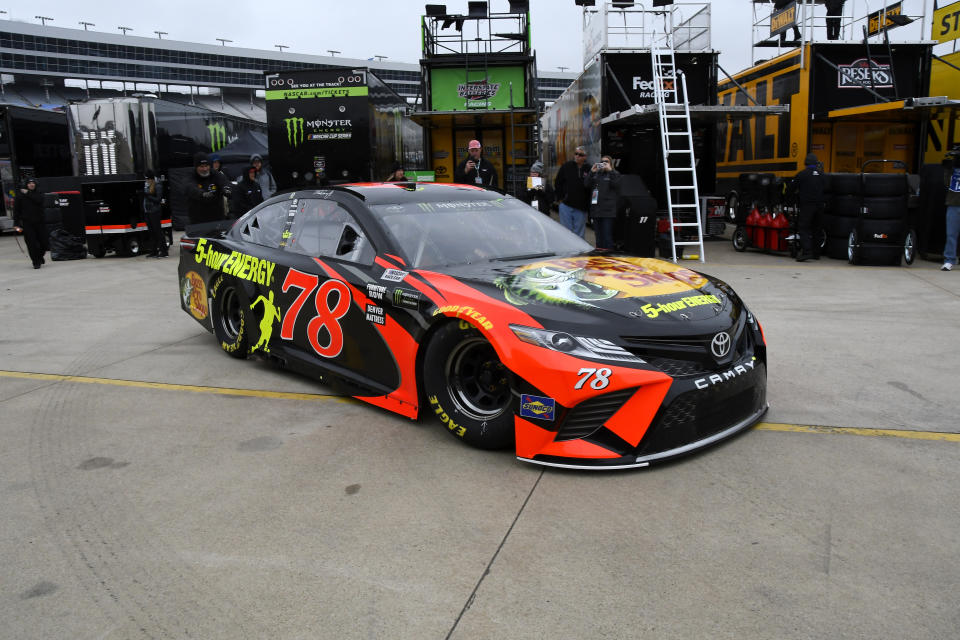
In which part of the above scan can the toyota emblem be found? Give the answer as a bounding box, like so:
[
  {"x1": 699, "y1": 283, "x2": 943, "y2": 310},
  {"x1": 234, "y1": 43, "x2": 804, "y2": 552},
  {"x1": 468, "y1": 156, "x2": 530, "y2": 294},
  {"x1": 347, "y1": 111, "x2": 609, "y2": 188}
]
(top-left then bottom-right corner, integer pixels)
[{"x1": 711, "y1": 332, "x2": 731, "y2": 358}]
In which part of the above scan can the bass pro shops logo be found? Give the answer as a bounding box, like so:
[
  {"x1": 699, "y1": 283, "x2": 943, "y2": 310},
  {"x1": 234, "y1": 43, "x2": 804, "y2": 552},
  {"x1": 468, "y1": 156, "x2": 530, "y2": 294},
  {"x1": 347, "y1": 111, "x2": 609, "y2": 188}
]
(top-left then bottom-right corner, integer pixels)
[{"x1": 284, "y1": 118, "x2": 304, "y2": 147}]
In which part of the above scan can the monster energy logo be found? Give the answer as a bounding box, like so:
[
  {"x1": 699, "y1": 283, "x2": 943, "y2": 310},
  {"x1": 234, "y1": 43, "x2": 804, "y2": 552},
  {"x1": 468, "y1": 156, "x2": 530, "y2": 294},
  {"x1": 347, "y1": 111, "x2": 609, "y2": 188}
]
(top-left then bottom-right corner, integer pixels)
[
  {"x1": 208, "y1": 123, "x2": 226, "y2": 152},
  {"x1": 284, "y1": 117, "x2": 304, "y2": 147}
]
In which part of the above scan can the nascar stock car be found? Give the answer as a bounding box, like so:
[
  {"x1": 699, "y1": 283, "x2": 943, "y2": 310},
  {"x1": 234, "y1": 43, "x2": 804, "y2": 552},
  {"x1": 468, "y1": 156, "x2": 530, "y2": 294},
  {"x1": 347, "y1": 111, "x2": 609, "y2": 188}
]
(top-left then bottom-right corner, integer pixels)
[{"x1": 178, "y1": 183, "x2": 767, "y2": 469}]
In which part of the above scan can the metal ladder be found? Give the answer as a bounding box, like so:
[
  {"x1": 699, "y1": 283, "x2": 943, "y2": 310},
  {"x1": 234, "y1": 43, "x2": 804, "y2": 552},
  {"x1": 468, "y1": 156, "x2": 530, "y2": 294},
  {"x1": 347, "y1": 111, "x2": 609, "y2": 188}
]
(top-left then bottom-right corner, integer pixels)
[{"x1": 652, "y1": 47, "x2": 705, "y2": 263}]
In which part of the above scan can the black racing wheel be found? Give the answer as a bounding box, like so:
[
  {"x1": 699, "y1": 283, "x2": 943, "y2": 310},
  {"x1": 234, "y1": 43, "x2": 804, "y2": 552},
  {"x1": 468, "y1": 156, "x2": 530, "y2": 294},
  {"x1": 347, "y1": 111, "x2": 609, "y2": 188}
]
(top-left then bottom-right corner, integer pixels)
[
  {"x1": 732, "y1": 225, "x2": 748, "y2": 252},
  {"x1": 210, "y1": 275, "x2": 251, "y2": 359},
  {"x1": 422, "y1": 321, "x2": 514, "y2": 449}
]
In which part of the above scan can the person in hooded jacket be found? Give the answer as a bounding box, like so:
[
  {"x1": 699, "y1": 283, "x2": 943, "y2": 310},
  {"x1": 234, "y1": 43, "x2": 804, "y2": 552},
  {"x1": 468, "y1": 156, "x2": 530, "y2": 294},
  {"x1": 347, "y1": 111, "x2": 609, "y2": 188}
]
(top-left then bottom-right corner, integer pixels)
[
  {"x1": 521, "y1": 161, "x2": 554, "y2": 215},
  {"x1": 250, "y1": 154, "x2": 276, "y2": 199},
  {"x1": 789, "y1": 152, "x2": 827, "y2": 262},
  {"x1": 186, "y1": 152, "x2": 227, "y2": 225},
  {"x1": 143, "y1": 170, "x2": 167, "y2": 257},
  {"x1": 584, "y1": 155, "x2": 622, "y2": 250},
  {"x1": 231, "y1": 165, "x2": 264, "y2": 218},
  {"x1": 13, "y1": 177, "x2": 47, "y2": 269}
]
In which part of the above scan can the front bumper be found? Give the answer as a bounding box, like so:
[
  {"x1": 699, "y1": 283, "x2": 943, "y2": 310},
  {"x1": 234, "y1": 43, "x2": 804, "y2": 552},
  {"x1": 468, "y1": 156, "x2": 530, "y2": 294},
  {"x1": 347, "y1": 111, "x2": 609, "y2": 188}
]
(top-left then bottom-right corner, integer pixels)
[{"x1": 515, "y1": 358, "x2": 768, "y2": 470}]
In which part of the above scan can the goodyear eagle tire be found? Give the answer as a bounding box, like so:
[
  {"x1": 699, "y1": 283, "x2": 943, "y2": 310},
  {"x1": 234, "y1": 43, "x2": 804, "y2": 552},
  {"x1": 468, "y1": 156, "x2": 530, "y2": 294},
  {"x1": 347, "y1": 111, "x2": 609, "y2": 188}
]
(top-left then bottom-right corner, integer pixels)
[
  {"x1": 422, "y1": 321, "x2": 514, "y2": 450},
  {"x1": 829, "y1": 194, "x2": 861, "y2": 217},
  {"x1": 210, "y1": 275, "x2": 251, "y2": 359},
  {"x1": 862, "y1": 196, "x2": 907, "y2": 220},
  {"x1": 828, "y1": 173, "x2": 862, "y2": 195},
  {"x1": 822, "y1": 214, "x2": 858, "y2": 238}
]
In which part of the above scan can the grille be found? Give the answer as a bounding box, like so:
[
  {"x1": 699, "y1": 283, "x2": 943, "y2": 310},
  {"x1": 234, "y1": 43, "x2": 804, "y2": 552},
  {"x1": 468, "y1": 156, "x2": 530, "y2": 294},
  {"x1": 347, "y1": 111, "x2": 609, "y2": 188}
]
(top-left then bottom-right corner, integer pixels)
[
  {"x1": 555, "y1": 388, "x2": 637, "y2": 442},
  {"x1": 621, "y1": 313, "x2": 749, "y2": 378}
]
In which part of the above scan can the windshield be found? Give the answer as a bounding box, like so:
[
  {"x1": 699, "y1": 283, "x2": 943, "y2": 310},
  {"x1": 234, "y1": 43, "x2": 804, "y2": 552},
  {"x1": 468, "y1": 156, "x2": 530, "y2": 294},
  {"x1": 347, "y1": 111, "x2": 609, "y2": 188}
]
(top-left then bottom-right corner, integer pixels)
[{"x1": 371, "y1": 198, "x2": 592, "y2": 268}]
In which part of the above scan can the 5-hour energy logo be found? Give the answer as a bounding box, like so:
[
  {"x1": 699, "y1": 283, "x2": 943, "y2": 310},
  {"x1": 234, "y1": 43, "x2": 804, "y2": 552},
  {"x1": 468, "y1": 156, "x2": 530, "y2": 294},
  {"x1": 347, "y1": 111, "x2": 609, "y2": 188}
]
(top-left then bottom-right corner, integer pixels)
[{"x1": 194, "y1": 238, "x2": 276, "y2": 286}]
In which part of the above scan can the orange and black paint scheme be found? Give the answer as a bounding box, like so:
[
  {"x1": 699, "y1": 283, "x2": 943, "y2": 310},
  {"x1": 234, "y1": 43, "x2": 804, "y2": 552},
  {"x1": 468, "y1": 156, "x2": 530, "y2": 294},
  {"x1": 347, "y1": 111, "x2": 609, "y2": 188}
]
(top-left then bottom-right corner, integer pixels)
[{"x1": 178, "y1": 183, "x2": 767, "y2": 469}]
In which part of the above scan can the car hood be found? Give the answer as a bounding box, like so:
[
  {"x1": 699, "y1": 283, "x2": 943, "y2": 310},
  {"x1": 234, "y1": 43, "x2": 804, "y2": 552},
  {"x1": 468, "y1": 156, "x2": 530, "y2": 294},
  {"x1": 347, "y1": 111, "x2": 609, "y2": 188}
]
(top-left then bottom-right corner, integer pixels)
[{"x1": 432, "y1": 254, "x2": 741, "y2": 337}]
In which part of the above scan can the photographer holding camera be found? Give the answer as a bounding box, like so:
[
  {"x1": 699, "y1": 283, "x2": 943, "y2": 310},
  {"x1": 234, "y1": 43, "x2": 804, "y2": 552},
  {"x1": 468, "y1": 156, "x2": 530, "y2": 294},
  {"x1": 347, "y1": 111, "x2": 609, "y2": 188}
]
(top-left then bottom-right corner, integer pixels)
[
  {"x1": 454, "y1": 139, "x2": 498, "y2": 189},
  {"x1": 584, "y1": 155, "x2": 621, "y2": 250}
]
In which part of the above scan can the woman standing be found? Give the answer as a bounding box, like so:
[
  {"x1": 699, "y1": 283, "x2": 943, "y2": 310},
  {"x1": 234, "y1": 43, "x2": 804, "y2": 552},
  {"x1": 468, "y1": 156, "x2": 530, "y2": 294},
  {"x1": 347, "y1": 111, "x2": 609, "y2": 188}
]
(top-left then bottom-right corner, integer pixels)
[
  {"x1": 13, "y1": 178, "x2": 47, "y2": 269},
  {"x1": 584, "y1": 156, "x2": 621, "y2": 250}
]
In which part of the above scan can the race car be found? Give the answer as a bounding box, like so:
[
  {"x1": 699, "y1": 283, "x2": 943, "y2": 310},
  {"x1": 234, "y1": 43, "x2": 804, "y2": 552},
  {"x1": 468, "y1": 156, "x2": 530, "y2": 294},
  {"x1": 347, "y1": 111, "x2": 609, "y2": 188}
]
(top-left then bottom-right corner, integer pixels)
[{"x1": 178, "y1": 183, "x2": 767, "y2": 469}]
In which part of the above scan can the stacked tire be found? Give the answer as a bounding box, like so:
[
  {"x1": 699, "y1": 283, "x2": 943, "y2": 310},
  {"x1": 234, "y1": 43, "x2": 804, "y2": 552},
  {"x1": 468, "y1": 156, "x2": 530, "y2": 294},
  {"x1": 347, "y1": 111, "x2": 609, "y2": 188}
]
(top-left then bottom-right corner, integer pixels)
[
  {"x1": 848, "y1": 173, "x2": 914, "y2": 266},
  {"x1": 823, "y1": 173, "x2": 861, "y2": 259}
]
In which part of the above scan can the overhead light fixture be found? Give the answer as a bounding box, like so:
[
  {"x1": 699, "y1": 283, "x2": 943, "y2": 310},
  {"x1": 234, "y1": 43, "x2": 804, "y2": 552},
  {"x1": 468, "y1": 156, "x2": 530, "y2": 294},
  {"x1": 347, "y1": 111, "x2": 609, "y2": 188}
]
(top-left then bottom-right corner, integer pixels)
[
  {"x1": 468, "y1": 1, "x2": 488, "y2": 18},
  {"x1": 425, "y1": 4, "x2": 447, "y2": 16},
  {"x1": 508, "y1": 0, "x2": 529, "y2": 13},
  {"x1": 574, "y1": 0, "x2": 597, "y2": 6},
  {"x1": 612, "y1": 1, "x2": 634, "y2": 7},
  {"x1": 652, "y1": 0, "x2": 674, "y2": 6}
]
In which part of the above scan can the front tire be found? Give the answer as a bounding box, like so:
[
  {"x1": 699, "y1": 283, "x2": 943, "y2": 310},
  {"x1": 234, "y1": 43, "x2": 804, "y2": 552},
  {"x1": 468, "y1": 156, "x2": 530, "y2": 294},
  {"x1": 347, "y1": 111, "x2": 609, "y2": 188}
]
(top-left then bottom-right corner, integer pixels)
[
  {"x1": 732, "y1": 225, "x2": 748, "y2": 252},
  {"x1": 422, "y1": 322, "x2": 514, "y2": 449},
  {"x1": 210, "y1": 275, "x2": 251, "y2": 359}
]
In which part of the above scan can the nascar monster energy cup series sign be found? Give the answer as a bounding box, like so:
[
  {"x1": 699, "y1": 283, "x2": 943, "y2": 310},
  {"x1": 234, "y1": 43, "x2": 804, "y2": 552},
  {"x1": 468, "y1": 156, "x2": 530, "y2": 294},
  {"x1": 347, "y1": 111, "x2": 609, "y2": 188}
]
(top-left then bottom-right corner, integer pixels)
[{"x1": 265, "y1": 71, "x2": 367, "y2": 149}]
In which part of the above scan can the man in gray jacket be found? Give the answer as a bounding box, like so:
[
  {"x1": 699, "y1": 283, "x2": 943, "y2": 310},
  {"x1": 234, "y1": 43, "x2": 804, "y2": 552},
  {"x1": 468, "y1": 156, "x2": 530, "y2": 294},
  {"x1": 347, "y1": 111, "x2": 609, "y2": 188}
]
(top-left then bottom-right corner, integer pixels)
[{"x1": 250, "y1": 154, "x2": 277, "y2": 199}]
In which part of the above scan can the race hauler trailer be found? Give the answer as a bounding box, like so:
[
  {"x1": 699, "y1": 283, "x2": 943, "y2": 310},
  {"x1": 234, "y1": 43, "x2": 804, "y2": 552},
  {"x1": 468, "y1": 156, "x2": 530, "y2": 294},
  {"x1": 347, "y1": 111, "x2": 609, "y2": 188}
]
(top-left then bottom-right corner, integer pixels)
[
  {"x1": 264, "y1": 68, "x2": 423, "y2": 190},
  {"x1": 541, "y1": 1, "x2": 785, "y2": 258},
  {"x1": 410, "y1": 1, "x2": 541, "y2": 198},
  {"x1": 2, "y1": 97, "x2": 267, "y2": 256},
  {"x1": 716, "y1": 0, "x2": 960, "y2": 258}
]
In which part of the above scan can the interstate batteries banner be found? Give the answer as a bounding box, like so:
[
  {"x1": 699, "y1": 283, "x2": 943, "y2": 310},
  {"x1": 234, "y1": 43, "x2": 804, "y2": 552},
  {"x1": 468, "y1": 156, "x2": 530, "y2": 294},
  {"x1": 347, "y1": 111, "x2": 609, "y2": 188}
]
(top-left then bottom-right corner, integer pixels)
[{"x1": 429, "y1": 67, "x2": 526, "y2": 111}]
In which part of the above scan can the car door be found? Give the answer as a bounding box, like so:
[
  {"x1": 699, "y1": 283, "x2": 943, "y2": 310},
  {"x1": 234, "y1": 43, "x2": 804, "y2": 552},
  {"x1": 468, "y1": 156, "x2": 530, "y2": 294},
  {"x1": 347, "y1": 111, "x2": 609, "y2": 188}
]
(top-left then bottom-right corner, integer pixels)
[{"x1": 276, "y1": 196, "x2": 402, "y2": 393}]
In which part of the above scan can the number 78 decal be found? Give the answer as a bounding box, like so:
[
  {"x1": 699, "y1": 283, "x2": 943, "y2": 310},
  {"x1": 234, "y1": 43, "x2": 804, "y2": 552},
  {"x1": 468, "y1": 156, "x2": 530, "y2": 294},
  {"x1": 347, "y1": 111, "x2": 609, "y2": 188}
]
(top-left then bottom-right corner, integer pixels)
[
  {"x1": 280, "y1": 268, "x2": 351, "y2": 358},
  {"x1": 575, "y1": 367, "x2": 612, "y2": 390}
]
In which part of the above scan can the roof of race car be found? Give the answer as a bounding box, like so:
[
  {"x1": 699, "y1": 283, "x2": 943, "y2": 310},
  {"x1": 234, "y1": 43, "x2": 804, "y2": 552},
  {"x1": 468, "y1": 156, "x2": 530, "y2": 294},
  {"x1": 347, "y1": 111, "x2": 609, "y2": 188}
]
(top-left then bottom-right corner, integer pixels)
[{"x1": 287, "y1": 182, "x2": 505, "y2": 206}]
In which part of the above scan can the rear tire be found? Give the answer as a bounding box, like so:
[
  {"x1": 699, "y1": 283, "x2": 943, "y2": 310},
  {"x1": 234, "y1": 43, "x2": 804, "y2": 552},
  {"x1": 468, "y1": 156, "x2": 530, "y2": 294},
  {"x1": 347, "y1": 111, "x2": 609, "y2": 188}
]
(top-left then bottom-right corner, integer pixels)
[
  {"x1": 904, "y1": 228, "x2": 917, "y2": 265},
  {"x1": 210, "y1": 275, "x2": 251, "y2": 359},
  {"x1": 732, "y1": 225, "x2": 748, "y2": 252},
  {"x1": 422, "y1": 322, "x2": 514, "y2": 450}
]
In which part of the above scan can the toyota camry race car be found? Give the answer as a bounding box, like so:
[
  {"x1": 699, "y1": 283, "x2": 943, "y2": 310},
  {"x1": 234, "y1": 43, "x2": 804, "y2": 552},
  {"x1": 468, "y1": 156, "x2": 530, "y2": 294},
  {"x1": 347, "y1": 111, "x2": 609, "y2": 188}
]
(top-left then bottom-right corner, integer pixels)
[{"x1": 178, "y1": 183, "x2": 767, "y2": 469}]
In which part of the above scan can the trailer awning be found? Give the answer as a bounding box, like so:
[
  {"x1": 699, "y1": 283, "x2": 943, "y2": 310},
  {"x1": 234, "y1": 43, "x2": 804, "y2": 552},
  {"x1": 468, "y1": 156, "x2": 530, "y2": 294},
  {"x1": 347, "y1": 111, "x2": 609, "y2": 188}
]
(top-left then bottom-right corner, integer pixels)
[
  {"x1": 827, "y1": 97, "x2": 960, "y2": 121},
  {"x1": 600, "y1": 103, "x2": 789, "y2": 127},
  {"x1": 410, "y1": 108, "x2": 539, "y2": 128}
]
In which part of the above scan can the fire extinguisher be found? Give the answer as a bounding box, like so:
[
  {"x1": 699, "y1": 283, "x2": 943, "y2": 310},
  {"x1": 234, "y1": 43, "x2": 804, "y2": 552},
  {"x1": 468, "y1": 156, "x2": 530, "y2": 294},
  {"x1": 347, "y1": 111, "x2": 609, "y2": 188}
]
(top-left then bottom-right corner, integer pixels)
[
  {"x1": 755, "y1": 208, "x2": 770, "y2": 250},
  {"x1": 746, "y1": 205, "x2": 761, "y2": 249},
  {"x1": 769, "y1": 211, "x2": 790, "y2": 251}
]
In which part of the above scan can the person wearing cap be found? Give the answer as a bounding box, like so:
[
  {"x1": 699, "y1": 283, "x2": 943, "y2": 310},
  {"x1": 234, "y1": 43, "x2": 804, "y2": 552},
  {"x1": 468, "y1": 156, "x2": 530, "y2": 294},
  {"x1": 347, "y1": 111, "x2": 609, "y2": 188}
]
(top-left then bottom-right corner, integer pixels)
[
  {"x1": 231, "y1": 165, "x2": 264, "y2": 218},
  {"x1": 186, "y1": 152, "x2": 227, "y2": 225},
  {"x1": 13, "y1": 177, "x2": 47, "y2": 269},
  {"x1": 941, "y1": 144, "x2": 960, "y2": 271},
  {"x1": 385, "y1": 163, "x2": 408, "y2": 182},
  {"x1": 454, "y1": 139, "x2": 498, "y2": 189},
  {"x1": 522, "y1": 160, "x2": 553, "y2": 215},
  {"x1": 250, "y1": 153, "x2": 277, "y2": 199},
  {"x1": 143, "y1": 170, "x2": 167, "y2": 257},
  {"x1": 554, "y1": 146, "x2": 592, "y2": 237},
  {"x1": 789, "y1": 152, "x2": 827, "y2": 262}
]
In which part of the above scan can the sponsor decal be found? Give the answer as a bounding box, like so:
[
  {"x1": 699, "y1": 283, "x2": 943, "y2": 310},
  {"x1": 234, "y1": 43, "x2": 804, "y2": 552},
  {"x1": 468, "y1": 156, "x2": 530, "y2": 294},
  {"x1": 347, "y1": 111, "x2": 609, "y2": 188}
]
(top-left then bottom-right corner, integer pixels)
[
  {"x1": 630, "y1": 76, "x2": 674, "y2": 98},
  {"x1": 520, "y1": 394, "x2": 556, "y2": 421},
  {"x1": 367, "y1": 283, "x2": 387, "y2": 301},
  {"x1": 694, "y1": 359, "x2": 756, "y2": 390},
  {"x1": 181, "y1": 271, "x2": 208, "y2": 320},
  {"x1": 770, "y1": 2, "x2": 796, "y2": 37},
  {"x1": 393, "y1": 288, "x2": 420, "y2": 310},
  {"x1": 496, "y1": 256, "x2": 708, "y2": 309},
  {"x1": 458, "y1": 80, "x2": 501, "y2": 100},
  {"x1": 575, "y1": 368, "x2": 612, "y2": 391},
  {"x1": 433, "y1": 305, "x2": 494, "y2": 330},
  {"x1": 428, "y1": 395, "x2": 466, "y2": 437},
  {"x1": 284, "y1": 117, "x2": 304, "y2": 147},
  {"x1": 838, "y1": 59, "x2": 893, "y2": 89},
  {"x1": 208, "y1": 123, "x2": 227, "y2": 152},
  {"x1": 933, "y1": 1, "x2": 960, "y2": 44},
  {"x1": 381, "y1": 268, "x2": 408, "y2": 282},
  {"x1": 631, "y1": 294, "x2": 722, "y2": 319},
  {"x1": 365, "y1": 303, "x2": 385, "y2": 325},
  {"x1": 194, "y1": 238, "x2": 277, "y2": 286},
  {"x1": 280, "y1": 270, "x2": 352, "y2": 359},
  {"x1": 250, "y1": 290, "x2": 282, "y2": 354}
]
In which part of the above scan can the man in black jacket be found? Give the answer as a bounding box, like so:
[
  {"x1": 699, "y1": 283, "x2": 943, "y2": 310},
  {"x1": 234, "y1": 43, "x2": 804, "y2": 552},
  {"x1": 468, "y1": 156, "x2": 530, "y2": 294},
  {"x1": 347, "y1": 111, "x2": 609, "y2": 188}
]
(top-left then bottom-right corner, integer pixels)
[
  {"x1": 143, "y1": 170, "x2": 167, "y2": 257},
  {"x1": 13, "y1": 178, "x2": 47, "y2": 269},
  {"x1": 790, "y1": 152, "x2": 826, "y2": 262},
  {"x1": 454, "y1": 139, "x2": 498, "y2": 189},
  {"x1": 231, "y1": 165, "x2": 264, "y2": 218},
  {"x1": 825, "y1": 0, "x2": 844, "y2": 40},
  {"x1": 553, "y1": 146, "x2": 591, "y2": 237},
  {"x1": 185, "y1": 152, "x2": 227, "y2": 225}
]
